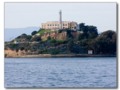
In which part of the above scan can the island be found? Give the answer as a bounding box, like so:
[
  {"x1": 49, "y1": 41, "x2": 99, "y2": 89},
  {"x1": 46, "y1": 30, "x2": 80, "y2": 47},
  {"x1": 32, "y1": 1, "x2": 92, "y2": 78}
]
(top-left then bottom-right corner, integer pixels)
[{"x1": 5, "y1": 22, "x2": 116, "y2": 58}]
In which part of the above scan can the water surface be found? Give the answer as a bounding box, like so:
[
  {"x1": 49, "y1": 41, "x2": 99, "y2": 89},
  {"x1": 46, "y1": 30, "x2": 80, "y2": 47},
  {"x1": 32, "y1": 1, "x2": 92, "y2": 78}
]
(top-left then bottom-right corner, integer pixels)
[{"x1": 5, "y1": 57, "x2": 117, "y2": 88}]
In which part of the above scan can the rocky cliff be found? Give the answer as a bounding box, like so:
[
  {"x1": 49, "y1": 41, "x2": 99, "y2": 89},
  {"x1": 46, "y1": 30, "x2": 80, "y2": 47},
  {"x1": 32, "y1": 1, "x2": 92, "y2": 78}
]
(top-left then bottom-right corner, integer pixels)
[{"x1": 41, "y1": 31, "x2": 67, "y2": 41}]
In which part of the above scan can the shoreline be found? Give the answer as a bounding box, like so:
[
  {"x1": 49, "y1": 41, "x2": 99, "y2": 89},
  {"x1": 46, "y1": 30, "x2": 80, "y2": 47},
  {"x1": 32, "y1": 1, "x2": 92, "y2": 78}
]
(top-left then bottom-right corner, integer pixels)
[{"x1": 5, "y1": 54, "x2": 116, "y2": 58}]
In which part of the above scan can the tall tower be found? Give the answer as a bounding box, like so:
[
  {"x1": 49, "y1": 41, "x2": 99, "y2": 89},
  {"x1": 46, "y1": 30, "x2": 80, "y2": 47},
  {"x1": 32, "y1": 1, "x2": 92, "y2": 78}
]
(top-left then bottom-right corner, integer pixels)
[{"x1": 59, "y1": 10, "x2": 62, "y2": 29}]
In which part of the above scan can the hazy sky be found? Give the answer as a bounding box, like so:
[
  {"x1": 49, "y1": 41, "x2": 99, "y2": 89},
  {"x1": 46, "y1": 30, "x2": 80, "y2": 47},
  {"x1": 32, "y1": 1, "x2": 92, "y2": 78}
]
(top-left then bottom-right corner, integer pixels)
[{"x1": 5, "y1": 2, "x2": 116, "y2": 32}]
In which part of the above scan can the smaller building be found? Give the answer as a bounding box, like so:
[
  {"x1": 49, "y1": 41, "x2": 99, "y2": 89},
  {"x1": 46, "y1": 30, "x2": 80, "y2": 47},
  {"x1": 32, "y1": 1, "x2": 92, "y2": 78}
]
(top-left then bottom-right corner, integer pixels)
[
  {"x1": 88, "y1": 50, "x2": 93, "y2": 54},
  {"x1": 13, "y1": 40, "x2": 18, "y2": 44}
]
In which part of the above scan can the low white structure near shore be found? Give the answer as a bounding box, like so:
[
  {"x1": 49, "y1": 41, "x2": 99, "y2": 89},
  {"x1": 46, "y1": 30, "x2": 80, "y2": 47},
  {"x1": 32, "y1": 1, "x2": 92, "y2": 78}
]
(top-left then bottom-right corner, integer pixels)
[{"x1": 88, "y1": 50, "x2": 93, "y2": 54}]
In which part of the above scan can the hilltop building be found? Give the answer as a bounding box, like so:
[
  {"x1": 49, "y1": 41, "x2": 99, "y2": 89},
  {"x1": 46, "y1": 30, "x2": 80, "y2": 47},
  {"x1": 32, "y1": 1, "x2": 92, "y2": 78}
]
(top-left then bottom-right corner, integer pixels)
[{"x1": 41, "y1": 10, "x2": 79, "y2": 30}]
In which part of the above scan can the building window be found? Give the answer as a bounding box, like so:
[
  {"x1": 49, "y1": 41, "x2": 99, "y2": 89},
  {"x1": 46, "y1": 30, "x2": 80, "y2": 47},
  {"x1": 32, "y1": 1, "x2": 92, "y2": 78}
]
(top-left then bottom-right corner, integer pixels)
[{"x1": 63, "y1": 24, "x2": 67, "y2": 26}]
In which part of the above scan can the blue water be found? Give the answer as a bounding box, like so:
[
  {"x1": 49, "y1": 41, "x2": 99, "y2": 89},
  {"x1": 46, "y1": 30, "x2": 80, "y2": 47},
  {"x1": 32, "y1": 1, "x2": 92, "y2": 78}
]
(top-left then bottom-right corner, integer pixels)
[{"x1": 5, "y1": 57, "x2": 117, "y2": 88}]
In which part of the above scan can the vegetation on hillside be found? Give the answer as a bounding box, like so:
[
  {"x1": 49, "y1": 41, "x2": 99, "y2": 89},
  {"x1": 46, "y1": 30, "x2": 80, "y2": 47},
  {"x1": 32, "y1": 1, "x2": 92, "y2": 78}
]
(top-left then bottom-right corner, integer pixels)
[
  {"x1": 37, "y1": 29, "x2": 55, "y2": 35},
  {"x1": 5, "y1": 23, "x2": 116, "y2": 55}
]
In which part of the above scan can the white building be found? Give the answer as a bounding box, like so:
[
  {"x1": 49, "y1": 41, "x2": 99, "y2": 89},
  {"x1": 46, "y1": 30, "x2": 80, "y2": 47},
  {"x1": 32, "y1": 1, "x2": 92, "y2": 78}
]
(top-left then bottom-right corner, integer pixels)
[
  {"x1": 41, "y1": 10, "x2": 79, "y2": 30},
  {"x1": 41, "y1": 21, "x2": 79, "y2": 30},
  {"x1": 88, "y1": 50, "x2": 93, "y2": 54}
]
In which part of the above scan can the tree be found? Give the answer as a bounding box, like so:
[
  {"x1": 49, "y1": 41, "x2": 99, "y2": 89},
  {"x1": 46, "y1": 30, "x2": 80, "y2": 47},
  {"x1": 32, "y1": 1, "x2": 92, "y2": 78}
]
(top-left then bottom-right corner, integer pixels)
[
  {"x1": 16, "y1": 33, "x2": 27, "y2": 39},
  {"x1": 66, "y1": 29, "x2": 73, "y2": 39},
  {"x1": 50, "y1": 39, "x2": 56, "y2": 43},
  {"x1": 31, "y1": 36, "x2": 41, "y2": 42},
  {"x1": 21, "y1": 33, "x2": 27, "y2": 36},
  {"x1": 78, "y1": 33, "x2": 85, "y2": 40},
  {"x1": 90, "y1": 30, "x2": 116, "y2": 54},
  {"x1": 67, "y1": 39, "x2": 74, "y2": 52},
  {"x1": 79, "y1": 23, "x2": 85, "y2": 31},
  {"x1": 26, "y1": 35, "x2": 32, "y2": 40},
  {"x1": 50, "y1": 48, "x2": 59, "y2": 55},
  {"x1": 20, "y1": 47, "x2": 24, "y2": 51},
  {"x1": 86, "y1": 25, "x2": 98, "y2": 39},
  {"x1": 31, "y1": 31, "x2": 37, "y2": 35},
  {"x1": 14, "y1": 33, "x2": 32, "y2": 43},
  {"x1": 47, "y1": 36, "x2": 51, "y2": 40},
  {"x1": 78, "y1": 23, "x2": 98, "y2": 40}
]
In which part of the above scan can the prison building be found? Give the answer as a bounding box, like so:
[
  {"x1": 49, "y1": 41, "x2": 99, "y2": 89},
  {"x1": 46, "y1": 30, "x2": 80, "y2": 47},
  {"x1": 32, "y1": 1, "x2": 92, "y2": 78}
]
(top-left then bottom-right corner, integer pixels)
[{"x1": 41, "y1": 21, "x2": 78, "y2": 30}]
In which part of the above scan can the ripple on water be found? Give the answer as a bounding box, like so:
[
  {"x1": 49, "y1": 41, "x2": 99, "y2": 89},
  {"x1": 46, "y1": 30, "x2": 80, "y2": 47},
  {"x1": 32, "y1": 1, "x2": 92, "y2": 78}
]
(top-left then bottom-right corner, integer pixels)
[{"x1": 5, "y1": 57, "x2": 117, "y2": 88}]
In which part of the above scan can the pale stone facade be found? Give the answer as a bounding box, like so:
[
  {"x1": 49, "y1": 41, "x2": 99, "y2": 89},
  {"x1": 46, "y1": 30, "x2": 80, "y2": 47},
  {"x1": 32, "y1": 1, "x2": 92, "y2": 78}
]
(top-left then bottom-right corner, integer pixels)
[{"x1": 41, "y1": 21, "x2": 79, "y2": 30}]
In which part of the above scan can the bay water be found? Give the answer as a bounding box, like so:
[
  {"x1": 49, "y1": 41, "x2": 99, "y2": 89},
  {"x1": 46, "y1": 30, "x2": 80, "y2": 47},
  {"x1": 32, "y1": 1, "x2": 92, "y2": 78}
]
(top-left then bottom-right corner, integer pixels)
[{"x1": 4, "y1": 57, "x2": 117, "y2": 88}]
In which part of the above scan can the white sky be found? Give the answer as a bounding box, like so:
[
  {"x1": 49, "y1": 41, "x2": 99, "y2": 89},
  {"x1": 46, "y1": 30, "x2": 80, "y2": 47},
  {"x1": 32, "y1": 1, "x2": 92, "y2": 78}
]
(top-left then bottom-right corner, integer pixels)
[{"x1": 5, "y1": 2, "x2": 116, "y2": 32}]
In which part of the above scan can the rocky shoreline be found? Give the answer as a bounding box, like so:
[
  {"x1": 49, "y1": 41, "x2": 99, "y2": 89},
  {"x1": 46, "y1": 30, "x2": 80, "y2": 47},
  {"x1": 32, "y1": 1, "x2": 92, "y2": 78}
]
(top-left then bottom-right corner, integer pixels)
[{"x1": 5, "y1": 54, "x2": 116, "y2": 58}]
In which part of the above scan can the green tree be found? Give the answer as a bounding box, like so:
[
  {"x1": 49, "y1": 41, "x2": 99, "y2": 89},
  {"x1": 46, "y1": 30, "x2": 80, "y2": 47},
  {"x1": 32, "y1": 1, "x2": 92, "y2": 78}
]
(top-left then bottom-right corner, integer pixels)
[
  {"x1": 50, "y1": 48, "x2": 59, "y2": 55},
  {"x1": 87, "y1": 26, "x2": 98, "y2": 39},
  {"x1": 67, "y1": 39, "x2": 74, "y2": 52},
  {"x1": 15, "y1": 33, "x2": 31, "y2": 42},
  {"x1": 79, "y1": 23, "x2": 85, "y2": 31},
  {"x1": 90, "y1": 30, "x2": 116, "y2": 54},
  {"x1": 20, "y1": 47, "x2": 24, "y2": 51},
  {"x1": 78, "y1": 23, "x2": 98, "y2": 40},
  {"x1": 47, "y1": 36, "x2": 51, "y2": 40},
  {"x1": 26, "y1": 35, "x2": 32, "y2": 40},
  {"x1": 31, "y1": 31, "x2": 37, "y2": 35},
  {"x1": 31, "y1": 36, "x2": 41, "y2": 42}
]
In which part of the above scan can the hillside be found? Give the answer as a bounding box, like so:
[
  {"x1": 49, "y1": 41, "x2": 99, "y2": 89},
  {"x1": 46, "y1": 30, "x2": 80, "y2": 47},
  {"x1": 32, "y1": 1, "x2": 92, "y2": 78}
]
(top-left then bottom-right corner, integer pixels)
[{"x1": 5, "y1": 23, "x2": 116, "y2": 57}]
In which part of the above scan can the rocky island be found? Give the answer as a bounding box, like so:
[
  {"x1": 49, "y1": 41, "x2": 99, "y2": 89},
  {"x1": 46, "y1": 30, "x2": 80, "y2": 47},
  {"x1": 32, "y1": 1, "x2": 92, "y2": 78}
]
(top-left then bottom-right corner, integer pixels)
[{"x1": 5, "y1": 22, "x2": 116, "y2": 58}]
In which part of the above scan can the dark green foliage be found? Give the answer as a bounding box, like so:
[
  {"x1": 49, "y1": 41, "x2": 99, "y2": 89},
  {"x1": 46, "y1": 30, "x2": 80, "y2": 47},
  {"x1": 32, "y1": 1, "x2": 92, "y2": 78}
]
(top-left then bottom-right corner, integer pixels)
[
  {"x1": 87, "y1": 26, "x2": 98, "y2": 38},
  {"x1": 31, "y1": 36, "x2": 41, "y2": 42},
  {"x1": 78, "y1": 33, "x2": 85, "y2": 40},
  {"x1": 14, "y1": 33, "x2": 32, "y2": 42},
  {"x1": 20, "y1": 47, "x2": 24, "y2": 51},
  {"x1": 5, "y1": 44, "x2": 19, "y2": 50},
  {"x1": 50, "y1": 39, "x2": 56, "y2": 43},
  {"x1": 67, "y1": 39, "x2": 87, "y2": 54},
  {"x1": 78, "y1": 23, "x2": 98, "y2": 40},
  {"x1": 78, "y1": 39, "x2": 89, "y2": 47},
  {"x1": 50, "y1": 48, "x2": 59, "y2": 55},
  {"x1": 66, "y1": 29, "x2": 74, "y2": 39},
  {"x1": 21, "y1": 33, "x2": 27, "y2": 36},
  {"x1": 89, "y1": 30, "x2": 116, "y2": 54},
  {"x1": 5, "y1": 23, "x2": 116, "y2": 55},
  {"x1": 26, "y1": 35, "x2": 32, "y2": 40},
  {"x1": 38, "y1": 28, "x2": 45, "y2": 32},
  {"x1": 55, "y1": 40, "x2": 67, "y2": 44},
  {"x1": 16, "y1": 33, "x2": 27, "y2": 39},
  {"x1": 79, "y1": 23, "x2": 85, "y2": 31},
  {"x1": 67, "y1": 39, "x2": 74, "y2": 52},
  {"x1": 31, "y1": 31, "x2": 37, "y2": 35},
  {"x1": 47, "y1": 36, "x2": 51, "y2": 40},
  {"x1": 58, "y1": 30, "x2": 63, "y2": 33}
]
